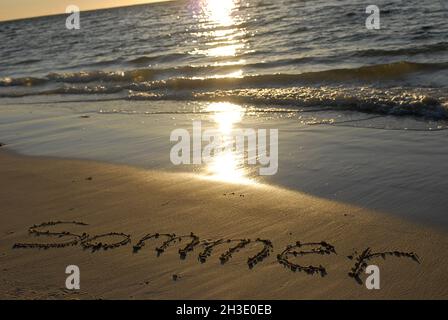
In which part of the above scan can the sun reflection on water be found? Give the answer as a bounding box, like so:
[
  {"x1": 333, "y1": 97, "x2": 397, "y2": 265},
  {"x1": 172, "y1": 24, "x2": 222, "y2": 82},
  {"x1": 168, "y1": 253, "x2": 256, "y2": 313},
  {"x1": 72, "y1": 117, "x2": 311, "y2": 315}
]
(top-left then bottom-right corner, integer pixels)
[
  {"x1": 207, "y1": 102, "x2": 243, "y2": 133},
  {"x1": 189, "y1": 1, "x2": 255, "y2": 184},
  {"x1": 202, "y1": 102, "x2": 255, "y2": 185},
  {"x1": 190, "y1": 0, "x2": 247, "y2": 73},
  {"x1": 204, "y1": 0, "x2": 236, "y2": 26}
]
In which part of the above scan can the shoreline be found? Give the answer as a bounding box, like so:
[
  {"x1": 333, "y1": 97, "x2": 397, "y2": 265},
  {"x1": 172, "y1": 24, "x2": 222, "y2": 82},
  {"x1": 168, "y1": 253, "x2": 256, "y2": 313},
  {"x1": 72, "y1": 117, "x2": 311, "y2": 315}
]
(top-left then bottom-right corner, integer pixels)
[
  {"x1": 1, "y1": 98, "x2": 448, "y2": 230},
  {"x1": 1, "y1": 149, "x2": 447, "y2": 299}
]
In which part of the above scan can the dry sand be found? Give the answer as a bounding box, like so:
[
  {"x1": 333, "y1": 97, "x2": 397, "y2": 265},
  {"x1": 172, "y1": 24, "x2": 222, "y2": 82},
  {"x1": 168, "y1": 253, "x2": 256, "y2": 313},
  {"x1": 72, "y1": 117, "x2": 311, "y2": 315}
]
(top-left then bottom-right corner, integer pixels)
[{"x1": 0, "y1": 149, "x2": 447, "y2": 300}]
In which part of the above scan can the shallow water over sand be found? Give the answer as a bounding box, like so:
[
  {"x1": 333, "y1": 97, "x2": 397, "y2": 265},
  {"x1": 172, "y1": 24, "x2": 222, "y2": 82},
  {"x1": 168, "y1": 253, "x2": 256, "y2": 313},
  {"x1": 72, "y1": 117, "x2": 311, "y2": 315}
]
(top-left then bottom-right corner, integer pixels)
[{"x1": 1, "y1": 98, "x2": 448, "y2": 229}]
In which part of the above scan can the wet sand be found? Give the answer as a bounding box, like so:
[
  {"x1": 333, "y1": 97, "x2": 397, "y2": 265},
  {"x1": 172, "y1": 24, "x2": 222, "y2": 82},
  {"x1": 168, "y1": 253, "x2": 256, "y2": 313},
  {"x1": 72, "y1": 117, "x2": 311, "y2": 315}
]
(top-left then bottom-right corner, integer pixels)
[
  {"x1": 0, "y1": 150, "x2": 447, "y2": 299},
  {"x1": 1, "y1": 99, "x2": 448, "y2": 229}
]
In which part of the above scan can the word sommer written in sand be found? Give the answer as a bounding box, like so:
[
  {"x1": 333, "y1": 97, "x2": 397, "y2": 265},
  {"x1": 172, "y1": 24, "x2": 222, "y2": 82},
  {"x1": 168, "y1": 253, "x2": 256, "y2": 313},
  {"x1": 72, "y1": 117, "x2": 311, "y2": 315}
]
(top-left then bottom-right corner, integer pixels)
[{"x1": 13, "y1": 221, "x2": 420, "y2": 285}]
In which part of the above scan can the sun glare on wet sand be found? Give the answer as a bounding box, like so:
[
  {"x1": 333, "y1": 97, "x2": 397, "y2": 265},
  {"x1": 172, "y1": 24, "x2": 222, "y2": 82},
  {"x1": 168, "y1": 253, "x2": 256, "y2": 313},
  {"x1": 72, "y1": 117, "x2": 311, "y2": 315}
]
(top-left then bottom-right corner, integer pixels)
[{"x1": 202, "y1": 102, "x2": 255, "y2": 185}]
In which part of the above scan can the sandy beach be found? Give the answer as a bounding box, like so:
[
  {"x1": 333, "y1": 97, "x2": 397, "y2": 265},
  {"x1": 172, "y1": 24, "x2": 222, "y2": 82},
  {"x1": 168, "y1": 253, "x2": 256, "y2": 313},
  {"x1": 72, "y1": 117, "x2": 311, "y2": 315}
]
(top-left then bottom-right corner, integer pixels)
[
  {"x1": 1, "y1": 0, "x2": 448, "y2": 302},
  {"x1": 1, "y1": 149, "x2": 447, "y2": 300}
]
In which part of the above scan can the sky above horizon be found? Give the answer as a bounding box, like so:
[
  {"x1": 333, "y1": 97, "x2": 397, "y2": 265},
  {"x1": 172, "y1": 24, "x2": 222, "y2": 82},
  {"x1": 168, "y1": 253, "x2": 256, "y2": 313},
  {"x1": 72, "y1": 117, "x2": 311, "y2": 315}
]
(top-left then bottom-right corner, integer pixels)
[{"x1": 0, "y1": 0, "x2": 171, "y2": 22}]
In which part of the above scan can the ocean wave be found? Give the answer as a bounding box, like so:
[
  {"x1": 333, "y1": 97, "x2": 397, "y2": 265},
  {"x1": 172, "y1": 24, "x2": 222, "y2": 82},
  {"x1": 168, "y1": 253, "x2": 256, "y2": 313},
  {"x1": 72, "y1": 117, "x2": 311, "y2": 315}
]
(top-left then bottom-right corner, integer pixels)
[
  {"x1": 47, "y1": 70, "x2": 156, "y2": 84},
  {"x1": 1, "y1": 82, "x2": 446, "y2": 120},
  {"x1": 10, "y1": 58, "x2": 42, "y2": 66},
  {"x1": 352, "y1": 42, "x2": 448, "y2": 57},
  {"x1": 127, "y1": 53, "x2": 188, "y2": 65},
  {"x1": 128, "y1": 61, "x2": 448, "y2": 90},
  {"x1": 128, "y1": 87, "x2": 448, "y2": 120},
  {"x1": 0, "y1": 76, "x2": 48, "y2": 87},
  {"x1": 1, "y1": 61, "x2": 446, "y2": 89},
  {"x1": 1, "y1": 60, "x2": 448, "y2": 120}
]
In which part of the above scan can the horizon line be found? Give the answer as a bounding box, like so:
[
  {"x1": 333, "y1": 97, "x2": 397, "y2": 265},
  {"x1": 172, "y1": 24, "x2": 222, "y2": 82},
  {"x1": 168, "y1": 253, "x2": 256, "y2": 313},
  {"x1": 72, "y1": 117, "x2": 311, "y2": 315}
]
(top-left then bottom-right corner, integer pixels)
[{"x1": 0, "y1": 0, "x2": 174, "y2": 24}]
